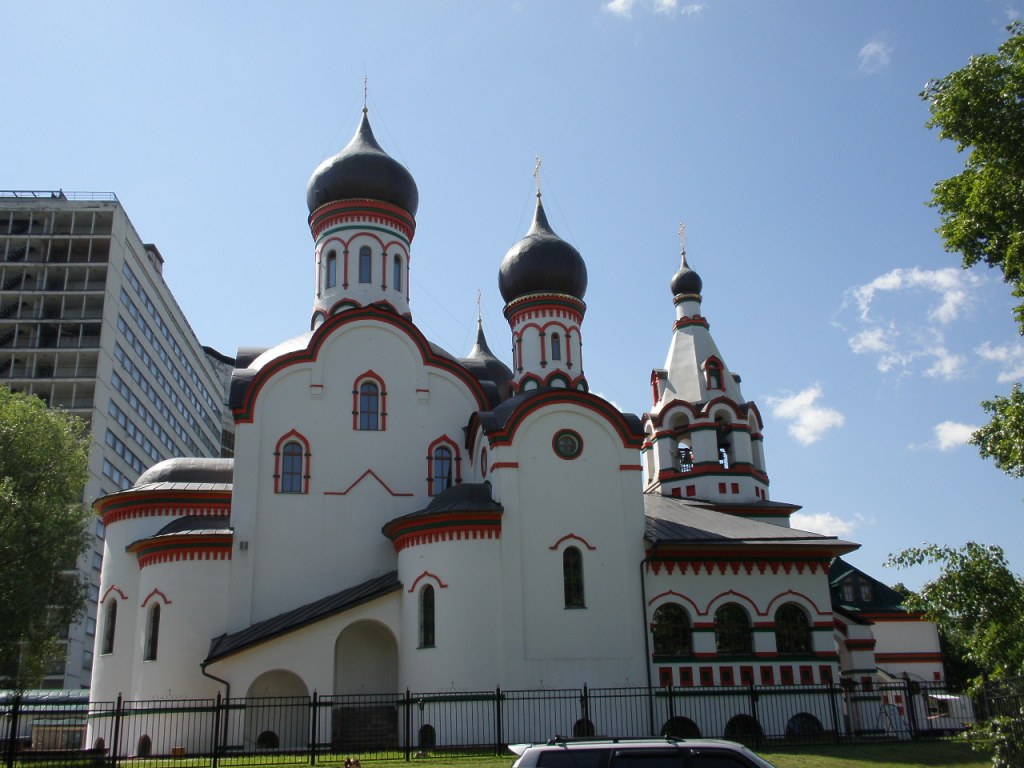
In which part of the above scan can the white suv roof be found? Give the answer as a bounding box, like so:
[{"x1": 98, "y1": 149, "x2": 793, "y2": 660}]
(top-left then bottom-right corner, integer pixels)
[{"x1": 508, "y1": 737, "x2": 777, "y2": 768}]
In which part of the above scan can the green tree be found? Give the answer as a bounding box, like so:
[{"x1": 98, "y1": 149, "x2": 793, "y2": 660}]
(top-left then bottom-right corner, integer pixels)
[
  {"x1": 0, "y1": 387, "x2": 91, "y2": 689},
  {"x1": 924, "y1": 23, "x2": 1024, "y2": 476},
  {"x1": 924, "y1": 21, "x2": 1024, "y2": 329},
  {"x1": 886, "y1": 542, "x2": 1024, "y2": 685}
]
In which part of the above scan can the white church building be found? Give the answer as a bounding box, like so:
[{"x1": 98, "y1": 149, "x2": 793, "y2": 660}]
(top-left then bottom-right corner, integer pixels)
[{"x1": 88, "y1": 109, "x2": 944, "y2": 746}]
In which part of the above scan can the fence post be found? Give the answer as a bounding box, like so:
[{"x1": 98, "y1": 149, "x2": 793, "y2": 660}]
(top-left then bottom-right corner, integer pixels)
[
  {"x1": 310, "y1": 691, "x2": 318, "y2": 765},
  {"x1": 109, "y1": 694, "x2": 123, "y2": 768},
  {"x1": 494, "y1": 687, "x2": 503, "y2": 756},
  {"x1": 825, "y1": 682, "x2": 841, "y2": 744},
  {"x1": 580, "y1": 685, "x2": 590, "y2": 735},
  {"x1": 666, "y1": 683, "x2": 675, "y2": 727},
  {"x1": 211, "y1": 693, "x2": 222, "y2": 768},
  {"x1": 404, "y1": 689, "x2": 411, "y2": 763},
  {"x1": 747, "y1": 684, "x2": 762, "y2": 750},
  {"x1": 4, "y1": 692, "x2": 20, "y2": 768},
  {"x1": 903, "y1": 679, "x2": 919, "y2": 742}
]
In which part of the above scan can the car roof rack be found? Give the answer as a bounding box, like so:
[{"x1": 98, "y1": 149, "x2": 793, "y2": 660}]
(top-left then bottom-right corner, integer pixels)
[{"x1": 544, "y1": 736, "x2": 685, "y2": 746}]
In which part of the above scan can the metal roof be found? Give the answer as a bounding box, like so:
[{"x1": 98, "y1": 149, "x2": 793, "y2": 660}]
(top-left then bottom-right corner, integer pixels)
[{"x1": 205, "y1": 571, "x2": 401, "y2": 663}]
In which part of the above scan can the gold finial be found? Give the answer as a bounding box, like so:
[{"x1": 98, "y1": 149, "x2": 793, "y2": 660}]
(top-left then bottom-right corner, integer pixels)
[
  {"x1": 678, "y1": 222, "x2": 689, "y2": 266},
  {"x1": 533, "y1": 156, "x2": 542, "y2": 199}
]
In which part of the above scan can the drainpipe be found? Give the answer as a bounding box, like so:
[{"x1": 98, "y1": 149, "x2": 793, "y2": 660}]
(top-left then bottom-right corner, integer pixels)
[
  {"x1": 640, "y1": 548, "x2": 656, "y2": 736},
  {"x1": 200, "y1": 660, "x2": 231, "y2": 744}
]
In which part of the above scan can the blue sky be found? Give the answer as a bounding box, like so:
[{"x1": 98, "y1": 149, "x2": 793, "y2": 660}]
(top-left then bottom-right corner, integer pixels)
[{"x1": 5, "y1": 1, "x2": 1023, "y2": 588}]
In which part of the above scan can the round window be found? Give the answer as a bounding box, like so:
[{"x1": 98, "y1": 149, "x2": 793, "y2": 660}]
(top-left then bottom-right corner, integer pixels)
[{"x1": 553, "y1": 430, "x2": 583, "y2": 460}]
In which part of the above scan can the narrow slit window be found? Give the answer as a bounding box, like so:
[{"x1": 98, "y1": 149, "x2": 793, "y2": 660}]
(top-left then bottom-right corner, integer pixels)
[
  {"x1": 563, "y1": 547, "x2": 585, "y2": 608},
  {"x1": 393, "y1": 255, "x2": 402, "y2": 292},
  {"x1": 551, "y1": 333, "x2": 562, "y2": 361},
  {"x1": 359, "y1": 246, "x2": 372, "y2": 283}
]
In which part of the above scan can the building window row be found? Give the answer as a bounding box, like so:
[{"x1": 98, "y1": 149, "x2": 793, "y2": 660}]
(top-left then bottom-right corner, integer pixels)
[
  {"x1": 107, "y1": 400, "x2": 163, "y2": 464},
  {"x1": 121, "y1": 263, "x2": 222, "y2": 416},
  {"x1": 114, "y1": 345, "x2": 204, "y2": 456},
  {"x1": 272, "y1": 429, "x2": 460, "y2": 497},
  {"x1": 110, "y1": 372, "x2": 181, "y2": 456},
  {"x1": 102, "y1": 458, "x2": 133, "y2": 490},
  {"x1": 104, "y1": 429, "x2": 145, "y2": 475},
  {"x1": 117, "y1": 305, "x2": 218, "y2": 438},
  {"x1": 320, "y1": 246, "x2": 405, "y2": 294},
  {"x1": 651, "y1": 602, "x2": 814, "y2": 659},
  {"x1": 117, "y1": 304, "x2": 219, "y2": 450}
]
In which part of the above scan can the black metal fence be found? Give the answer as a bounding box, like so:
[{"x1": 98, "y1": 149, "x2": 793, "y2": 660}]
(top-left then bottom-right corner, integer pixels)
[{"x1": 1, "y1": 680, "x2": 978, "y2": 768}]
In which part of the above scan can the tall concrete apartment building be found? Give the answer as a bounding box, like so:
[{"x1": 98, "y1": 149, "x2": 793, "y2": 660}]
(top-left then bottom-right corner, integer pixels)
[{"x1": 0, "y1": 191, "x2": 231, "y2": 689}]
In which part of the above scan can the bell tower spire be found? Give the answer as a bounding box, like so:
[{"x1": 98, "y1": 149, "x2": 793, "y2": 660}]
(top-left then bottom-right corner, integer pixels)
[{"x1": 643, "y1": 226, "x2": 770, "y2": 507}]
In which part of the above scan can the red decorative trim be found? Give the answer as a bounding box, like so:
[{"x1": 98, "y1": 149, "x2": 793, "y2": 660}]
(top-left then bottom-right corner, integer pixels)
[
  {"x1": 673, "y1": 315, "x2": 709, "y2": 330},
  {"x1": 325, "y1": 468, "x2": 414, "y2": 497},
  {"x1": 274, "y1": 429, "x2": 311, "y2": 494},
  {"x1": 845, "y1": 638, "x2": 877, "y2": 651},
  {"x1": 479, "y1": 389, "x2": 643, "y2": 450},
  {"x1": 385, "y1": 512, "x2": 503, "y2": 552},
  {"x1": 490, "y1": 462, "x2": 519, "y2": 470},
  {"x1": 129, "y1": 534, "x2": 234, "y2": 569},
  {"x1": 308, "y1": 199, "x2": 416, "y2": 243},
  {"x1": 504, "y1": 295, "x2": 585, "y2": 325},
  {"x1": 549, "y1": 533, "x2": 597, "y2": 551},
  {"x1": 646, "y1": 554, "x2": 835, "y2": 578},
  {"x1": 874, "y1": 652, "x2": 943, "y2": 663},
  {"x1": 703, "y1": 356, "x2": 725, "y2": 391},
  {"x1": 101, "y1": 585, "x2": 128, "y2": 602},
  {"x1": 96, "y1": 492, "x2": 231, "y2": 526},
  {"x1": 765, "y1": 590, "x2": 829, "y2": 617},
  {"x1": 233, "y1": 306, "x2": 490, "y2": 423},
  {"x1": 647, "y1": 590, "x2": 701, "y2": 616},
  {"x1": 140, "y1": 588, "x2": 172, "y2": 608},
  {"x1": 619, "y1": 464, "x2": 643, "y2": 471},
  {"x1": 408, "y1": 570, "x2": 448, "y2": 593}
]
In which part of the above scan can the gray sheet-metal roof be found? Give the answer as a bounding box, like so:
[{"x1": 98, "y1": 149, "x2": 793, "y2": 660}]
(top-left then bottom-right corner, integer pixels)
[
  {"x1": 643, "y1": 495, "x2": 857, "y2": 551},
  {"x1": 135, "y1": 457, "x2": 234, "y2": 486},
  {"x1": 205, "y1": 571, "x2": 401, "y2": 663}
]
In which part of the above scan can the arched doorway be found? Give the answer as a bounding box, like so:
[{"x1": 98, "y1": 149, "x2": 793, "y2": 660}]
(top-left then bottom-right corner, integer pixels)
[
  {"x1": 332, "y1": 622, "x2": 399, "y2": 752},
  {"x1": 244, "y1": 670, "x2": 310, "y2": 752}
]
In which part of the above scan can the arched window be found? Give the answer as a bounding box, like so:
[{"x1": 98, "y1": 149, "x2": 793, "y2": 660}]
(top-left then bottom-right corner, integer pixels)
[
  {"x1": 359, "y1": 382, "x2": 379, "y2": 430},
  {"x1": 431, "y1": 446, "x2": 452, "y2": 495},
  {"x1": 705, "y1": 358, "x2": 724, "y2": 390},
  {"x1": 358, "y1": 245, "x2": 372, "y2": 283},
  {"x1": 280, "y1": 442, "x2": 304, "y2": 493},
  {"x1": 274, "y1": 432, "x2": 310, "y2": 493},
  {"x1": 775, "y1": 603, "x2": 812, "y2": 655},
  {"x1": 714, "y1": 603, "x2": 751, "y2": 656},
  {"x1": 144, "y1": 603, "x2": 160, "y2": 661},
  {"x1": 551, "y1": 333, "x2": 562, "y2": 361},
  {"x1": 419, "y1": 585, "x2": 435, "y2": 648},
  {"x1": 652, "y1": 603, "x2": 692, "y2": 657},
  {"x1": 563, "y1": 547, "x2": 585, "y2": 608},
  {"x1": 326, "y1": 251, "x2": 337, "y2": 289},
  {"x1": 101, "y1": 599, "x2": 117, "y2": 654},
  {"x1": 393, "y1": 254, "x2": 402, "y2": 292}
]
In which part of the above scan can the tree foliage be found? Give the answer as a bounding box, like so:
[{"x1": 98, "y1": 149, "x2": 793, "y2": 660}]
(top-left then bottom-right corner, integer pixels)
[
  {"x1": 923, "y1": 22, "x2": 1024, "y2": 330},
  {"x1": 886, "y1": 542, "x2": 1024, "y2": 686},
  {"x1": 970, "y1": 383, "x2": 1024, "y2": 477},
  {"x1": 0, "y1": 387, "x2": 91, "y2": 689}
]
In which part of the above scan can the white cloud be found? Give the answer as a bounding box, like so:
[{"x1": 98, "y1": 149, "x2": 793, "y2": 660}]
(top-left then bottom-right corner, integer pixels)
[
  {"x1": 844, "y1": 267, "x2": 982, "y2": 380},
  {"x1": 858, "y1": 39, "x2": 892, "y2": 74},
  {"x1": 604, "y1": 0, "x2": 703, "y2": 17},
  {"x1": 766, "y1": 385, "x2": 845, "y2": 445},
  {"x1": 925, "y1": 346, "x2": 966, "y2": 380},
  {"x1": 604, "y1": 0, "x2": 638, "y2": 16},
  {"x1": 790, "y1": 512, "x2": 855, "y2": 537},
  {"x1": 977, "y1": 341, "x2": 1024, "y2": 383},
  {"x1": 848, "y1": 326, "x2": 892, "y2": 355},
  {"x1": 852, "y1": 267, "x2": 976, "y2": 325},
  {"x1": 934, "y1": 421, "x2": 977, "y2": 451}
]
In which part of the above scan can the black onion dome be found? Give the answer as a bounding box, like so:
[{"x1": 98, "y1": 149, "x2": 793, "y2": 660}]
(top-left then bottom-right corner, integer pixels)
[
  {"x1": 306, "y1": 109, "x2": 419, "y2": 215},
  {"x1": 498, "y1": 198, "x2": 588, "y2": 304},
  {"x1": 460, "y1": 319, "x2": 513, "y2": 401},
  {"x1": 670, "y1": 253, "x2": 702, "y2": 297}
]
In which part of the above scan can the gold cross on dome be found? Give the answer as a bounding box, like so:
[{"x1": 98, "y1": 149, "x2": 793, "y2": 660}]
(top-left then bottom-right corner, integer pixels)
[
  {"x1": 534, "y1": 156, "x2": 542, "y2": 197},
  {"x1": 678, "y1": 222, "x2": 687, "y2": 253}
]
